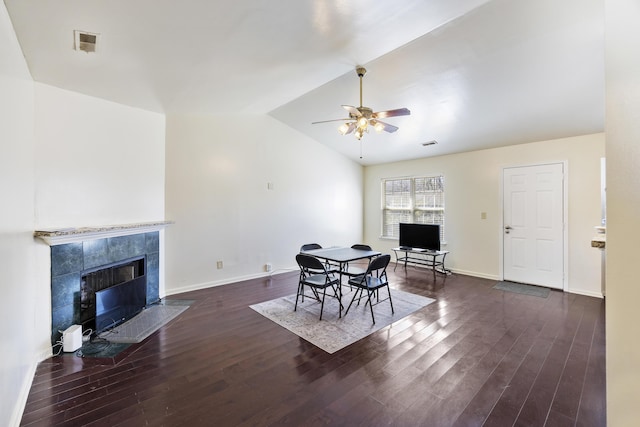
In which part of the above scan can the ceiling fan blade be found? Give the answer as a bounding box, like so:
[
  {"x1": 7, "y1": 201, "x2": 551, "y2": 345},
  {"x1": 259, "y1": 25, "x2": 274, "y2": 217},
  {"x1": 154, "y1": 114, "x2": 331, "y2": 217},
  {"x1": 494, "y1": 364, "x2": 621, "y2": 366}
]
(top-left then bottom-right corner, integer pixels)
[
  {"x1": 373, "y1": 108, "x2": 411, "y2": 119},
  {"x1": 342, "y1": 105, "x2": 362, "y2": 117},
  {"x1": 311, "y1": 118, "x2": 350, "y2": 124},
  {"x1": 371, "y1": 119, "x2": 399, "y2": 133},
  {"x1": 343, "y1": 122, "x2": 357, "y2": 135}
]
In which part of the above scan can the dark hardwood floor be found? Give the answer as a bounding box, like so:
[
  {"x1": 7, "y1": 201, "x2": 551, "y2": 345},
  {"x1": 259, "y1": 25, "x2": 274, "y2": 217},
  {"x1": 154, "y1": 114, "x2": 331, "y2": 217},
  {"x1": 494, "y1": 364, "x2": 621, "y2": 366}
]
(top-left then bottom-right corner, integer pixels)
[{"x1": 21, "y1": 264, "x2": 606, "y2": 426}]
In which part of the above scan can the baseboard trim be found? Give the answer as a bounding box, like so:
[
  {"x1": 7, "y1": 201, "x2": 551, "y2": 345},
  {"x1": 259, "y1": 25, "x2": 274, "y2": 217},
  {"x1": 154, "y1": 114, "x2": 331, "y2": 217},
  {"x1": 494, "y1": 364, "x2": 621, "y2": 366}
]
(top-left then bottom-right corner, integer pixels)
[
  {"x1": 404, "y1": 264, "x2": 601, "y2": 297},
  {"x1": 10, "y1": 352, "x2": 43, "y2": 427},
  {"x1": 166, "y1": 265, "x2": 505, "y2": 298},
  {"x1": 449, "y1": 268, "x2": 500, "y2": 281},
  {"x1": 165, "y1": 266, "x2": 602, "y2": 300},
  {"x1": 390, "y1": 261, "x2": 500, "y2": 281},
  {"x1": 163, "y1": 269, "x2": 296, "y2": 298},
  {"x1": 566, "y1": 288, "x2": 604, "y2": 299}
]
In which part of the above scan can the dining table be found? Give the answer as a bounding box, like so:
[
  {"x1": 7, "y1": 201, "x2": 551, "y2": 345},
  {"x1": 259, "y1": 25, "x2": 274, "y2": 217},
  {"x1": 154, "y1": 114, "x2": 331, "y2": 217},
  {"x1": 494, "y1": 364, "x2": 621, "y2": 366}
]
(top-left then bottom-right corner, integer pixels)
[{"x1": 300, "y1": 246, "x2": 381, "y2": 317}]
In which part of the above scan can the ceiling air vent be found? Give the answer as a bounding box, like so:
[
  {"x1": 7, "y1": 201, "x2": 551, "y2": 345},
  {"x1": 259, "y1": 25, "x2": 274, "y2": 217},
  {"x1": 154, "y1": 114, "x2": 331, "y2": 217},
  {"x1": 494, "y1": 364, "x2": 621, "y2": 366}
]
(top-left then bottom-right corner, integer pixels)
[
  {"x1": 422, "y1": 140, "x2": 438, "y2": 147},
  {"x1": 74, "y1": 30, "x2": 100, "y2": 53}
]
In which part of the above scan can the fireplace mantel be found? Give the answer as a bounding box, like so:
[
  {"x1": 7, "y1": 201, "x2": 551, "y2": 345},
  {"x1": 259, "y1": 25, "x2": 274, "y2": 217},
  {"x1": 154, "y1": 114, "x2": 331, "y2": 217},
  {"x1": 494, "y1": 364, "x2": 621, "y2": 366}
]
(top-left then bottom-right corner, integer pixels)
[{"x1": 34, "y1": 220, "x2": 174, "y2": 246}]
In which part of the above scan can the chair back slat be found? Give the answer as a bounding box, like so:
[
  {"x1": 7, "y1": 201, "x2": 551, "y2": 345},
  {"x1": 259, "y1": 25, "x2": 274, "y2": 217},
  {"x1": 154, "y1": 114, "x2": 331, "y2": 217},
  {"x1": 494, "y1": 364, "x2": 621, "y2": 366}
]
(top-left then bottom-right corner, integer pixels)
[
  {"x1": 351, "y1": 244, "x2": 372, "y2": 251},
  {"x1": 296, "y1": 253, "x2": 325, "y2": 272},
  {"x1": 367, "y1": 254, "x2": 390, "y2": 275},
  {"x1": 300, "y1": 243, "x2": 322, "y2": 251}
]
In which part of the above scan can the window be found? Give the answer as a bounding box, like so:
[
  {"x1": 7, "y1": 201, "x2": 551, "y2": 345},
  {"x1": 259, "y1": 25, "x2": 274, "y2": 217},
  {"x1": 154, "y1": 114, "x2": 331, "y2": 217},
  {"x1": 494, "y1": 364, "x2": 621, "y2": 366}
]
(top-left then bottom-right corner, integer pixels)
[{"x1": 382, "y1": 175, "x2": 445, "y2": 240}]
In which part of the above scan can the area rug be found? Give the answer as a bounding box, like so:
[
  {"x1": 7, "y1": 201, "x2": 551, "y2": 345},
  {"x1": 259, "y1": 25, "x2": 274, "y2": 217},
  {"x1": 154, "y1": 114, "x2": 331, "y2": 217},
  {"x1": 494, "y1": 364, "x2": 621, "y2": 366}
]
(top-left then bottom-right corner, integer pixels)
[
  {"x1": 98, "y1": 299, "x2": 192, "y2": 343},
  {"x1": 250, "y1": 289, "x2": 435, "y2": 353},
  {"x1": 493, "y1": 281, "x2": 550, "y2": 298}
]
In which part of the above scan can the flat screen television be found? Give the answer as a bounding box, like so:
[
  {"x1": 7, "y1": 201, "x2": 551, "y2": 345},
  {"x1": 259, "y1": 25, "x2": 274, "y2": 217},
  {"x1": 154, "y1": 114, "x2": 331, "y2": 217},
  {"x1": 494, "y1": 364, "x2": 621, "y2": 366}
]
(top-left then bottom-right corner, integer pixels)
[{"x1": 399, "y1": 223, "x2": 441, "y2": 251}]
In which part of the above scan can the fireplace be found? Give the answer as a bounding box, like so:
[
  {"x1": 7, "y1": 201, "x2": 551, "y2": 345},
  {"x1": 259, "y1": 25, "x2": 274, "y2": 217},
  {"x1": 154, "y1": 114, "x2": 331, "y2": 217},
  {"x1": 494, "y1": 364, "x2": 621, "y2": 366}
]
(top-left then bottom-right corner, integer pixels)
[{"x1": 46, "y1": 229, "x2": 163, "y2": 346}]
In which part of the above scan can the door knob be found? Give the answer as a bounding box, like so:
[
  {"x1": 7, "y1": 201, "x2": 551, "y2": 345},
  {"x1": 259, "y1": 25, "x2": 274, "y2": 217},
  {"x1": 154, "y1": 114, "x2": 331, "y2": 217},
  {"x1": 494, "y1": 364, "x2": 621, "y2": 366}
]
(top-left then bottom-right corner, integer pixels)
[{"x1": 505, "y1": 225, "x2": 512, "y2": 234}]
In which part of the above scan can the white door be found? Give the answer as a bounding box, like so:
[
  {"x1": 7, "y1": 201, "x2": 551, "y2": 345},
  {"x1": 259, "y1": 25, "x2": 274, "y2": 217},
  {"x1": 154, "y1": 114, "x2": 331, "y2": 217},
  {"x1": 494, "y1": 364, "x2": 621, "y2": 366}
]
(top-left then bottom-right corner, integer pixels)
[{"x1": 503, "y1": 163, "x2": 564, "y2": 289}]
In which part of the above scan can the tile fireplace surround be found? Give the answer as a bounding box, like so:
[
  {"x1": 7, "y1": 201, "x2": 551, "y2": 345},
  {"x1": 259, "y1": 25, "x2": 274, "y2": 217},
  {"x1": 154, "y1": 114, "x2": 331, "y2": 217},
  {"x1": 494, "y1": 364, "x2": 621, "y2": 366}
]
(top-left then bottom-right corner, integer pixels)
[{"x1": 35, "y1": 221, "x2": 172, "y2": 346}]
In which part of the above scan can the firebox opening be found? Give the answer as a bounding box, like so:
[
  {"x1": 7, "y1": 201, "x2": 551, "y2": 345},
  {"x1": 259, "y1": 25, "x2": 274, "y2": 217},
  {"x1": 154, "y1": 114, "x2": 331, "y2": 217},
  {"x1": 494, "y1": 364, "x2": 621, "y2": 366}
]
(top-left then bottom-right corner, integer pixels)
[{"x1": 80, "y1": 256, "x2": 147, "y2": 335}]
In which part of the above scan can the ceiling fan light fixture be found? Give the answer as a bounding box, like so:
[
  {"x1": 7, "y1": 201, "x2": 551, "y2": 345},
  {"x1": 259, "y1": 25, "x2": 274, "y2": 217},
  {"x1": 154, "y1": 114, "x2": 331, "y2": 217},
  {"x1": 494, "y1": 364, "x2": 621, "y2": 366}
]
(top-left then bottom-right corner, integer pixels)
[{"x1": 311, "y1": 66, "x2": 411, "y2": 143}]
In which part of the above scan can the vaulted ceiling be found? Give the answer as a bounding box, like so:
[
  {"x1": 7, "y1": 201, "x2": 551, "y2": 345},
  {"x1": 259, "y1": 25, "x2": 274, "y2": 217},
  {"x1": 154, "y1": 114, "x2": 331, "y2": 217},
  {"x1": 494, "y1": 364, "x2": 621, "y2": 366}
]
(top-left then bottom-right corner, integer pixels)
[{"x1": 4, "y1": 0, "x2": 604, "y2": 165}]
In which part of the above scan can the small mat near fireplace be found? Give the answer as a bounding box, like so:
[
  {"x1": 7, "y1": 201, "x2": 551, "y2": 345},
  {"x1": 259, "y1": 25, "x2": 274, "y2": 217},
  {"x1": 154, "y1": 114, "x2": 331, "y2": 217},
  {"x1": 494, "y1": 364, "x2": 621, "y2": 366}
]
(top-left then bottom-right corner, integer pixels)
[{"x1": 98, "y1": 299, "x2": 192, "y2": 343}]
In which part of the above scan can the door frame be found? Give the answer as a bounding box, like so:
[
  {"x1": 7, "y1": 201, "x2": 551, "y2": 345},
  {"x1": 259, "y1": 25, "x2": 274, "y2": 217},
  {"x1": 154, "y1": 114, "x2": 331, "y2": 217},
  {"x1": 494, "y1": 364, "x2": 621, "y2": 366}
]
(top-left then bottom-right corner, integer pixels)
[{"x1": 499, "y1": 161, "x2": 569, "y2": 292}]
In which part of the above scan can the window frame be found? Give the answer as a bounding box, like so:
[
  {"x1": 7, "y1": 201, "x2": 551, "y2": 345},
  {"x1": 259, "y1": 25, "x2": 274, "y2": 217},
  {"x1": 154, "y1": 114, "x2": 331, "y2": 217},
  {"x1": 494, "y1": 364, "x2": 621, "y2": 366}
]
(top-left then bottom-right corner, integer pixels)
[{"x1": 380, "y1": 175, "x2": 445, "y2": 242}]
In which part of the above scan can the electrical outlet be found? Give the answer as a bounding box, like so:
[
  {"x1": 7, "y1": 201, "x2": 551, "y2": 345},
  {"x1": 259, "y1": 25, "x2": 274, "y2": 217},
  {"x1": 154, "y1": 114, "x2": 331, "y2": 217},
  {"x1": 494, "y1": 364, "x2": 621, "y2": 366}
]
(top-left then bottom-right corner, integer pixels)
[
  {"x1": 481, "y1": 212, "x2": 487, "y2": 220},
  {"x1": 216, "y1": 260, "x2": 223, "y2": 269},
  {"x1": 265, "y1": 263, "x2": 273, "y2": 272}
]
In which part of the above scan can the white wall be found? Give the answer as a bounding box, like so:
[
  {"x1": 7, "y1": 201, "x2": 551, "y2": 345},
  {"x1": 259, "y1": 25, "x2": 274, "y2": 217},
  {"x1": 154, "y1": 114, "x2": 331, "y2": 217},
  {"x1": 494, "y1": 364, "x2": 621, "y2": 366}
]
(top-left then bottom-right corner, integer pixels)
[
  {"x1": 164, "y1": 114, "x2": 363, "y2": 294},
  {"x1": 605, "y1": 0, "x2": 640, "y2": 424},
  {"x1": 0, "y1": 3, "x2": 37, "y2": 426},
  {"x1": 34, "y1": 84, "x2": 166, "y2": 228},
  {"x1": 0, "y1": 3, "x2": 39, "y2": 425},
  {"x1": 364, "y1": 133, "x2": 605, "y2": 297}
]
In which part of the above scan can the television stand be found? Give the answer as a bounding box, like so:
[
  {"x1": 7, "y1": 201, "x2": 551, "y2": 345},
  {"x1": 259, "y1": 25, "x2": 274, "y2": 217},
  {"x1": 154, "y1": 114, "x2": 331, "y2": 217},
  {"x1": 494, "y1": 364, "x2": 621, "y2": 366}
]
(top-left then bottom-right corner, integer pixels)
[{"x1": 392, "y1": 247, "x2": 450, "y2": 282}]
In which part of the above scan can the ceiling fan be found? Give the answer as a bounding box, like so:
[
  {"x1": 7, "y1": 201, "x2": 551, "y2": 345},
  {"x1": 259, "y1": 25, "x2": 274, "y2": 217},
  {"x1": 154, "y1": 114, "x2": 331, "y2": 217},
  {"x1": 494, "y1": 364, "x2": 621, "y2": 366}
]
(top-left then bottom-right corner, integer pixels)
[{"x1": 312, "y1": 66, "x2": 411, "y2": 140}]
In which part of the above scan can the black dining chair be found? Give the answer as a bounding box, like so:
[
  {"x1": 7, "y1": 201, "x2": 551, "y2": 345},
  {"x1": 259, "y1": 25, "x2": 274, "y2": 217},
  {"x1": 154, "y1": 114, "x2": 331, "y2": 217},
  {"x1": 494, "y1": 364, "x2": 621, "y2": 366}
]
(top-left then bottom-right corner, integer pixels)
[
  {"x1": 342, "y1": 244, "x2": 375, "y2": 278},
  {"x1": 300, "y1": 243, "x2": 339, "y2": 273},
  {"x1": 350, "y1": 244, "x2": 372, "y2": 251},
  {"x1": 300, "y1": 243, "x2": 322, "y2": 251},
  {"x1": 295, "y1": 253, "x2": 342, "y2": 320},
  {"x1": 345, "y1": 254, "x2": 393, "y2": 324}
]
